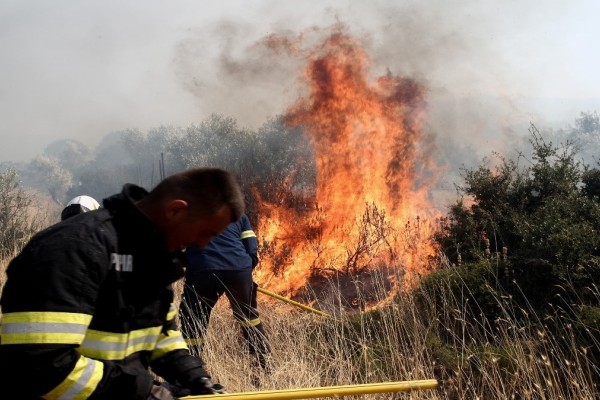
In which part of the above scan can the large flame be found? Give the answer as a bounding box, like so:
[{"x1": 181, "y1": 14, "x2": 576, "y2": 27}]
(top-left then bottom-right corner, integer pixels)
[{"x1": 255, "y1": 29, "x2": 441, "y2": 297}]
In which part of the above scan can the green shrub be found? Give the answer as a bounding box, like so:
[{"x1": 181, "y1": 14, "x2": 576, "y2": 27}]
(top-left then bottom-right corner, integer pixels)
[
  {"x1": 437, "y1": 125, "x2": 600, "y2": 266},
  {"x1": 415, "y1": 261, "x2": 505, "y2": 340}
]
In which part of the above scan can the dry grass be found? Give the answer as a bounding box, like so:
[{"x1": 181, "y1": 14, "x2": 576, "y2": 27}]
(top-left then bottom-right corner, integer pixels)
[
  {"x1": 184, "y1": 269, "x2": 600, "y2": 399},
  {"x1": 0, "y1": 189, "x2": 59, "y2": 289},
  {"x1": 2, "y1": 205, "x2": 599, "y2": 398},
  {"x1": 1, "y1": 259, "x2": 599, "y2": 398}
]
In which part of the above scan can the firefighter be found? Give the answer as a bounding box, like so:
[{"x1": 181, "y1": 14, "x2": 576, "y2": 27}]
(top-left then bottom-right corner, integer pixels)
[
  {"x1": 180, "y1": 213, "x2": 271, "y2": 376},
  {"x1": 61, "y1": 195, "x2": 101, "y2": 221},
  {"x1": 0, "y1": 168, "x2": 244, "y2": 399}
]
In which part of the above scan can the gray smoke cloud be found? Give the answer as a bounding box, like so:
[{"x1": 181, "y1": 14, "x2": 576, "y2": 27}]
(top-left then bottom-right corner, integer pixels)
[
  {"x1": 170, "y1": 0, "x2": 599, "y2": 207},
  {"x1": 1, "y1": 0, "x2": 598, "y2": 171}
]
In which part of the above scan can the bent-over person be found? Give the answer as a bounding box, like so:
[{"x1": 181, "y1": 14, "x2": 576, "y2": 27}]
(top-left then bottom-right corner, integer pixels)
[{"x1": 0, "y1": 168, "x2": 244, "y2": 399}]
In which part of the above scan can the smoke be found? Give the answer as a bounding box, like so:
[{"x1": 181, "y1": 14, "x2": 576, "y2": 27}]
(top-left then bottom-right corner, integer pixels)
[
  {"x1": 2, "y1": 0, "x2": 597, "y2": 170},
  {"x1": 172, "y1": 1, "x2": 591, "y2": 201}
]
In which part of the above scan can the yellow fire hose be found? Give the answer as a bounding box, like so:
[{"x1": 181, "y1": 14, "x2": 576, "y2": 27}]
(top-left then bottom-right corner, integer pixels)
[
  {"x1": 257, "y1": 287, "x2": 330, "y2": 318},
  {"x1": 181, "y1": 379, "x2": 440, "y2": 399}
]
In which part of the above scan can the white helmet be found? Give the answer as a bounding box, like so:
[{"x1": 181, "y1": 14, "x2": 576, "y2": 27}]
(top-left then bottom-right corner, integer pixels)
[{"x1": 61, "y1": 195, "x2": 100, "y2": 221}]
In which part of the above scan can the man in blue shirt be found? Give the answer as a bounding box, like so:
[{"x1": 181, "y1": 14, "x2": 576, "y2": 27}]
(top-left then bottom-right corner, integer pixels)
[{"x1": 180, "y1": 213, "x2": 270, "y2": 376}]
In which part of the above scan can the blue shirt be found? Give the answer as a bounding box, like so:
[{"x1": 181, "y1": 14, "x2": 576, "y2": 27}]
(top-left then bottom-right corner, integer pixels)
[{"x1": 185, "y1": 213, "x2": 258, "y2": 272}]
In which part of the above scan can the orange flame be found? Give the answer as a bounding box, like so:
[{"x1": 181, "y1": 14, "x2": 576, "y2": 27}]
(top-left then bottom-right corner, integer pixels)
[{"x1": 255, "y1": 29, "x2": 441, "y2": 297}]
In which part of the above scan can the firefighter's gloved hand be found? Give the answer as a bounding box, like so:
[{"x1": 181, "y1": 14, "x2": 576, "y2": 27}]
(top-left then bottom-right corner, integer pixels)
[
  {"x1": 147, "y1": 383, "x2": 178, "y2": 400},
  {"x1": 189, "y1": 377, "x2": 227, "y2": 395}
]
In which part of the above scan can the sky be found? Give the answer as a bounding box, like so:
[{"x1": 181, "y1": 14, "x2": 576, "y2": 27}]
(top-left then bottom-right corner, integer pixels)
[{"x1": 1, "y1": 0, "x2": 599, "y2": 163}]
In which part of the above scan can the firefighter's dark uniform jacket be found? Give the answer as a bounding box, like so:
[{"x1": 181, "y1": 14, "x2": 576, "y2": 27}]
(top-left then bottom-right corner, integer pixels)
[
  {"x1": 181, "y1": 213, "x2": 269, "y2": 361},
  {"x1": 0, "y1": 184, "x2": 209, "y2": 399}
]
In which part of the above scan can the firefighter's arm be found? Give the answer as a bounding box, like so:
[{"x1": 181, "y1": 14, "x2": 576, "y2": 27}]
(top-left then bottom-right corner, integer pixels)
[
  {"x1": 240, "y1": 214, "x2": 259, "y2": 267},
  {"x1": 0, "y1": 232, "x2": 155, "y2": 399},
  {"x1": 149, "y1": 303, "x2": 225, "y2": 395}
]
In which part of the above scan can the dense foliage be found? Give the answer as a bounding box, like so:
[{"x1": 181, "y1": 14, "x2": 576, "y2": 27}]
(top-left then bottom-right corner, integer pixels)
[
  {"x1": 11, "y1": 114, "x2": 316, "y2": 217},
  {"x1": 435, "y1": 123, "x2": 600, "y2": 268},
  {"x1": 420, "y1": 122, "x2": 600, "y2": 379}
]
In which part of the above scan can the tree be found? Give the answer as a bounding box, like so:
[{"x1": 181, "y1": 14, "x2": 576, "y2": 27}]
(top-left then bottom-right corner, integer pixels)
[
  {"x1": 93, "y1": 131, "x2": 134, "y2": 169},
  {"x1": 167, "y1": 114, "x2": 317, "y2": 215},
  {"x1": 24, "y1": 155, "x2": 73, "y2": 205},
  {"x1": 558, "y1": 111, "x2": 600, "y2": 165},
  {"x1": 582, "y1": 167, "x2": 600, "y2": 199},
  {"x1": 166, "y1": 114, "x2": 253, "y2": 170},
  {"x1": 65, "y1": 164, "x2": 132, "y2": 203},
  {"x1": 44, "y1": 139, "x2": 92, "y2": 172},
  {"x1": 121, "y1": 126, "x2": 181, "y2": 188},
  {"x1": 253, "y1": 116, "x2": 316, "y2": 198}
]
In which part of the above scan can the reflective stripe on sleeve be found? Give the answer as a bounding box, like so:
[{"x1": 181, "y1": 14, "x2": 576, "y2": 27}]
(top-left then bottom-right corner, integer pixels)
[
  {"x1": 184, "y1": 337, "x2": 204, "y2": 347},
  {"x1": 166, "y1": 304, "x2": 178, "y2": 321},
  {"x1": 240, "y1": 230, "x2": 256, "y2": 239},
  {"x1": 43, "y1": 355, "x2": 103, "y2": 400},
  {"x1": 79, "y1": 326, "x2": 162, "y2": 360},
  {"x1": 151, "y1": 330, "x2": 189, "y2": 360},
  {"x1": 0, "y1": 312, "x2": 92, "y2": 345}
]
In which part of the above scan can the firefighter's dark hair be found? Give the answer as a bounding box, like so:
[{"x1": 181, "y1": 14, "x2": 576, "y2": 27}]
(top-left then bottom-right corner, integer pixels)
[{"x1": 148, "y1": 168, "x2": 244, "y2": 222}]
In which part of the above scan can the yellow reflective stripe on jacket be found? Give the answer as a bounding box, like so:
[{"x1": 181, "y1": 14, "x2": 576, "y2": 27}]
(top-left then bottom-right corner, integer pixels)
[
  {"x1": 43, "y1": 355, "x2": 103, "y2": 400},
  {"x1": 166, "y1": 304, "x2": 177, "y2": 321},
  {"x1": 152, "y1": 329, "x2": 188, "y2": 361},
  {"x1": 240, "y1": 230, "x2": 256, "y2": 239},
  {"x1": 238, "y1": 317, "x2": 261, "y2": 327},
  {"x1": 0, "y1": 311, "x2": 92, "y2": 345},
  {"x1": 184, "y1": 337, "x2": 204, "y2": 347},
  {"x1": 79, "y1": 326, "x2": 162, "y2": 360}
]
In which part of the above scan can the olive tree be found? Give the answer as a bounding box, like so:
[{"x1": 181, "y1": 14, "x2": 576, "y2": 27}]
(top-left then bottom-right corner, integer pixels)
[{"x1": 24, "y1": 155, "x2": 73, "y2": 205}]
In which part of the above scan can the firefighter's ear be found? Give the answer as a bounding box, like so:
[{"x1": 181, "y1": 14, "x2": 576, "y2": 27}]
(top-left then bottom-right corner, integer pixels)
[{"x1": 164, "y1": 199, "x2": 189, "y2": 220}]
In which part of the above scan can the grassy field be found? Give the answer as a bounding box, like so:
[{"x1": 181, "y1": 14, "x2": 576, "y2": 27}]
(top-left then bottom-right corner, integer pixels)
[
  {"x1": 2, "y1": 259, "x2": 599, "y2": 398},
  {"x1": 180, "y1": 270, "x2": 600, "y2": 399}
]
